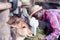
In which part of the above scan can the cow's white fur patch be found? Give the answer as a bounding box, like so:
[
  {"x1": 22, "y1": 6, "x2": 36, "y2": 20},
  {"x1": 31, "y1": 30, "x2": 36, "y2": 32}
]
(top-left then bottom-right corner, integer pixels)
[{"x1": 29, "y1": 17, "x2": 39, "y2": 35}]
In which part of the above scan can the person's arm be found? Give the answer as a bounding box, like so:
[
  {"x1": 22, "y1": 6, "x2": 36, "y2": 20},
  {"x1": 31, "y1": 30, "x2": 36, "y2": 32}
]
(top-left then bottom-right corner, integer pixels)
[{"x1": 45, "y1": 11, "x2": 60, "y2": 40}]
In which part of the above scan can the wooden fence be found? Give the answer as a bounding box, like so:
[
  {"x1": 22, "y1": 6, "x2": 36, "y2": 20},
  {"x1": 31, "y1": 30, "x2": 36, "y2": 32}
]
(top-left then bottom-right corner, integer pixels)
[{"x1": 0, "y1": 0, "x2": 22, "y2": 40}]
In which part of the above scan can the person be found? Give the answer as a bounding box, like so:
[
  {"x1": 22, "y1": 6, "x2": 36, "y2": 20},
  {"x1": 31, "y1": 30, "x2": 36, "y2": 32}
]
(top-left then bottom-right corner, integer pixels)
[
  {"x1": 29, "y1": 5, "x2": 43, "y2": 36},
  {"x1": 30, "y1": 5, "x2": 60, "y2": 40}
]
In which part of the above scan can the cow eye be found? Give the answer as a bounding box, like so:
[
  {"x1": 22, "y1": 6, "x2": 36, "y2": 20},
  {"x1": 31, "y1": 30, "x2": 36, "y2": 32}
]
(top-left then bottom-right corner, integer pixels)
[{"x1": 22, "y1": 26, "x2": 26, "y2": 28}]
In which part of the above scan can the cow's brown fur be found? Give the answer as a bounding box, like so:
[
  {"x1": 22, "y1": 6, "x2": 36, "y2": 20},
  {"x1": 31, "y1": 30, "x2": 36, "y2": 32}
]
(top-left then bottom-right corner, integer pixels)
[{"x1": 7, "y1": 16, "x2": 32, "y2": 40}]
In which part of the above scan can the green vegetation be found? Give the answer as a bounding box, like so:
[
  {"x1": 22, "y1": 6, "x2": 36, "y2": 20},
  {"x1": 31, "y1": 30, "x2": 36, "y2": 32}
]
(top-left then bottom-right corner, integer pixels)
[{"x1": 24, "y1": 28, "x2": 45, "y2": 40}]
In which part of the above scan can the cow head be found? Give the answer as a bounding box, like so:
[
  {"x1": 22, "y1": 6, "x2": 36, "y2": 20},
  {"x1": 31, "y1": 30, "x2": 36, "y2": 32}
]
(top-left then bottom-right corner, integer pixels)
[{"x1": 7, "y1": 16, "x2": 33, "y2": 37}]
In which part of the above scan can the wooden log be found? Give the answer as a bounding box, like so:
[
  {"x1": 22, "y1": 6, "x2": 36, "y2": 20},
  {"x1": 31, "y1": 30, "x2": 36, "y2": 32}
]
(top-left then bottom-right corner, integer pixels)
[
  {"x1": 0, "y1": 9, "x2": 11, "y2": 40},
  {"x1": 0, "y1": 3, "x2": 11, "y2": 10},
  {"x1": 3, "y1": 0, "x2": 8, "y2": 2},
  {"x1": 0, "y1": 1, "x2": 22, "y2": 10},
  {"x1": 0, "y1": 0, "x2": 9, "y2": 2}
]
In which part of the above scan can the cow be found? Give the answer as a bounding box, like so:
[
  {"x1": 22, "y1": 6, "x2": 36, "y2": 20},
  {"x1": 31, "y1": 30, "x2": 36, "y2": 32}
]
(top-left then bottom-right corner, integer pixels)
[{"x1": 7, "y1": 16, "x2": 33, "y2": 40}]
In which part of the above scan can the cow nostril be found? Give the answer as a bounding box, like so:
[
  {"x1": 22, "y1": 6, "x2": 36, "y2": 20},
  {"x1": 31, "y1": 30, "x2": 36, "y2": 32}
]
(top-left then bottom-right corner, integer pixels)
[
  {"x1": 27, "y1": 36, "x2": 29, "y2": 37},
  {"x1": 32, "y1": 34, "x2": 34, "y2": 36}
]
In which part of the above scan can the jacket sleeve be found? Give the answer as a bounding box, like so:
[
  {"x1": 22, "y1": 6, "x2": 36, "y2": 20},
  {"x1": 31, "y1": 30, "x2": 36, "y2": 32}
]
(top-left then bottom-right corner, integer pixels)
[{"x1": 45, "y1": 11, "x2": 60, "y2": 40}]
